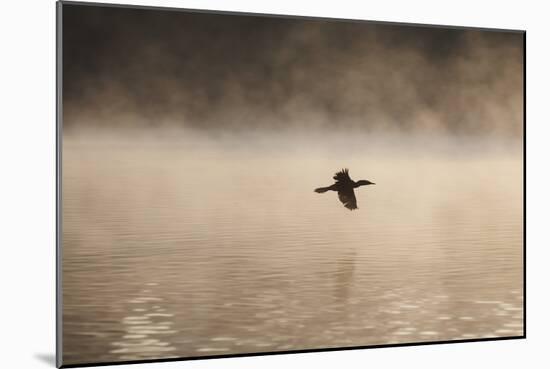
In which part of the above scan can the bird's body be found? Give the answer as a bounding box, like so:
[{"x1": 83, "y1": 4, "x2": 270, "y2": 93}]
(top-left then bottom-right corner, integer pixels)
[{"x1": 315, "y1": 169, "x2": 375, "y2": 210}]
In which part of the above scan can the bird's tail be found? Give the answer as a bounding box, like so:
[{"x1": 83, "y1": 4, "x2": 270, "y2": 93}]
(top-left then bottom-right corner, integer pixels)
[{"x1": 314, "y1": 186, "x2": 331, "y2": 193}]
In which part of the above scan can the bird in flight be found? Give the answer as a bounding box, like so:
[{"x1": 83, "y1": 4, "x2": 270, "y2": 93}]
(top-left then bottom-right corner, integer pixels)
[{"x1": 314, "y1": 168, "x2": 375, "y2": 210}]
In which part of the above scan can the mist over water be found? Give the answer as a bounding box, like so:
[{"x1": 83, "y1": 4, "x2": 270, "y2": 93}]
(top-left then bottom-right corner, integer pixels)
[
  {"x1": 62, "y1": 129, "x2": 523, "y2": 365},
  {"x1": 62, "y1": 5, "x2": 523, "y2": 137}
]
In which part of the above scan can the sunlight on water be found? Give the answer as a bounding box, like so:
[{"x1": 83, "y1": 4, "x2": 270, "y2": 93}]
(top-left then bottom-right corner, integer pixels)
[
  {"x1": 109, "y1": 282, "x2": 178, "y2": 361},
  {"x1": 62, "y1": 133, "x2": 523, "y2": 365}
]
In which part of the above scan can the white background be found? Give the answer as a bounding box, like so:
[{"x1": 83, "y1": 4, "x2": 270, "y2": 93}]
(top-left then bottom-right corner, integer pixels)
[{"x1": 1, "y1": 0, "x2": 547, "y2": 368}]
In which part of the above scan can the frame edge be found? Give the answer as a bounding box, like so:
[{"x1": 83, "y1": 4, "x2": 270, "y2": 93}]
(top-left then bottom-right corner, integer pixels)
[{"x1": 56, "y1": 1, "x2": 64, "y2": 367}]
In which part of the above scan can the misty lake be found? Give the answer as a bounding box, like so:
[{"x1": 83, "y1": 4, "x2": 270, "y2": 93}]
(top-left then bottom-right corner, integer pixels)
[{"x1": 62, "y1": 131, "x2": 523, "y2": 365}]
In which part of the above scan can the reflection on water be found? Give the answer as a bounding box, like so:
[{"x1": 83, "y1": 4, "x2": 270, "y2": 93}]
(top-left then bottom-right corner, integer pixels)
[
  {"x1": 110, "y1": 282, "x2": 178, "y2": 361},
  {"x1": 62, "y1": 134, "x2": 523, "y2": 365}
]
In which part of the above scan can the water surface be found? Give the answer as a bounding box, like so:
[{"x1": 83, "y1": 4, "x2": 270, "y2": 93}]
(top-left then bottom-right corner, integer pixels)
[{"x1": 62, "y1": 132, "x2": 523, "y2": 365}]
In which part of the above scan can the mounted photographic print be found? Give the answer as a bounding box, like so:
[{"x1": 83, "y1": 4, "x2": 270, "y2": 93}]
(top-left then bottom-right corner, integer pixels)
[{"x1": 57, "y1": 1, "x2": 525, "y2": 367}]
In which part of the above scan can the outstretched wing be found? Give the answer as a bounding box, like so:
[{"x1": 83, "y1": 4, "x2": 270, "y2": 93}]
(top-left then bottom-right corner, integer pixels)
[
  {"x1": 338, "y1": 188, "x2": 358, "y2": 210},
  {"x1": 333, "y1": 168, "x2": 352, "y2": 183}
]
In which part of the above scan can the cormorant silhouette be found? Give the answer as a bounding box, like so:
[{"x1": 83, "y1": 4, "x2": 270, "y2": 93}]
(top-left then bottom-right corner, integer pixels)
[{"x1": 314, "y1": 168, "x2": 375, "y2": 210}]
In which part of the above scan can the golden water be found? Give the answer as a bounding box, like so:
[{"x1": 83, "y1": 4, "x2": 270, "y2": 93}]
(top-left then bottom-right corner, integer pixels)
[{"x1": 62, "y1": 132, "x2": 523, "y2": 365}]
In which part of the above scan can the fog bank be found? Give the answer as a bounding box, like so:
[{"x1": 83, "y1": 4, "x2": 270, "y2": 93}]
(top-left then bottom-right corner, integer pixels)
[{"x1": 63, "y1": 4, "x2": 524, "y2": 138}]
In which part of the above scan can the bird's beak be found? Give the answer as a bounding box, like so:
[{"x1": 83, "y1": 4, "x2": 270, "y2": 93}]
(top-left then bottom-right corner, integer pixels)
[{"x1": 371, "y1": 182, "x2": 376, "y2": 185}]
